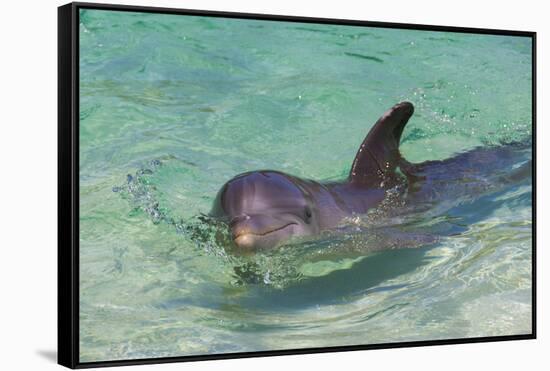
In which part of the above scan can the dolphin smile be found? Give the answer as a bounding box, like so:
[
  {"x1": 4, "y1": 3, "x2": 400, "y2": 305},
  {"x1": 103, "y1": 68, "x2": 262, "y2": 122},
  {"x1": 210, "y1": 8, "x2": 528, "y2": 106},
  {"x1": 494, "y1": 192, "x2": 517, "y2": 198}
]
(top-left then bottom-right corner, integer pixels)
[{"x1": 233, "y1": 222, "x2": 298, "y2": 240}]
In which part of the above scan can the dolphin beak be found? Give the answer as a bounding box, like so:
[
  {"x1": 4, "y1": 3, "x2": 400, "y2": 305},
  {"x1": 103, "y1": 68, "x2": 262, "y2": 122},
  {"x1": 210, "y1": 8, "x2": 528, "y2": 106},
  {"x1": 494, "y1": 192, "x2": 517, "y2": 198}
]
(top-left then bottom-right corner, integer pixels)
[{"x1": 234, "y1": 233, "x2": 256, "y2": 249}]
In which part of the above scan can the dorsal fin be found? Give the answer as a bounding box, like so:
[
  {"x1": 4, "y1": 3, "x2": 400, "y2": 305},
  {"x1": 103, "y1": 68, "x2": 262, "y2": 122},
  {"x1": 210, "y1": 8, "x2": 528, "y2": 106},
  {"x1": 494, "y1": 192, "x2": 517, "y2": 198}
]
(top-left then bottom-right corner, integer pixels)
[{"x1": 348, "y1": 101, "x2": 414, "y2": 185}]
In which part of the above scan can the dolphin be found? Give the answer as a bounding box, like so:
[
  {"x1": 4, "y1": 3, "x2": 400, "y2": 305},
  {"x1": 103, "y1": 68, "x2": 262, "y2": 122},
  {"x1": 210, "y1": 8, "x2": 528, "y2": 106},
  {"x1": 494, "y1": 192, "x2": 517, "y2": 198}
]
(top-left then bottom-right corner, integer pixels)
[{"x1": 210, "y1": 101, "x2": 531, "y2": 251}]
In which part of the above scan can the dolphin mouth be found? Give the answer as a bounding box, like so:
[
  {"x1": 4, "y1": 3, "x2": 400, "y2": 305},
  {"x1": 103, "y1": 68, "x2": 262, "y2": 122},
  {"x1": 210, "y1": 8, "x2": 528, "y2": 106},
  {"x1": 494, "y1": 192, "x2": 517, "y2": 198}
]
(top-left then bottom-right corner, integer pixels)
[{"x1": 233, "y1": 222, "x2": 297, "y2": 241}]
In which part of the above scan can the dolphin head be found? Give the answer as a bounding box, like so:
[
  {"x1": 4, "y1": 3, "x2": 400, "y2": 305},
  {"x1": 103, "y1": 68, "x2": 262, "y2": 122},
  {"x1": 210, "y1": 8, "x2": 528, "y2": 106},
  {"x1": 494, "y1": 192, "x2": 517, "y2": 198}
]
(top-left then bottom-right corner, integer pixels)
[{"x1": 211, "y1": 171, "x2": 320, "y2": 250}]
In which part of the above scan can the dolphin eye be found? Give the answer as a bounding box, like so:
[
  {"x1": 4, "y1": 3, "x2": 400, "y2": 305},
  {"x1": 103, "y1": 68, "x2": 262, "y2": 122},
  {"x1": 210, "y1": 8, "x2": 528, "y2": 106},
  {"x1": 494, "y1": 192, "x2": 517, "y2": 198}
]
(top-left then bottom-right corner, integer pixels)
[{"x1": 304, "y1": 207, "x2": 312, "y2": 222}]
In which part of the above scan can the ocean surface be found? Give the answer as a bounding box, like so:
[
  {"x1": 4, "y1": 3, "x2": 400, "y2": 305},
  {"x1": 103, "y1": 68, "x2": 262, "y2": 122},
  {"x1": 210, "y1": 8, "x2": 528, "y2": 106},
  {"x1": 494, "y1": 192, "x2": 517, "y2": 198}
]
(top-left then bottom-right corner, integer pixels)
[{"x1": 78, "y1": 9, "x2": 533, "y2": 362}]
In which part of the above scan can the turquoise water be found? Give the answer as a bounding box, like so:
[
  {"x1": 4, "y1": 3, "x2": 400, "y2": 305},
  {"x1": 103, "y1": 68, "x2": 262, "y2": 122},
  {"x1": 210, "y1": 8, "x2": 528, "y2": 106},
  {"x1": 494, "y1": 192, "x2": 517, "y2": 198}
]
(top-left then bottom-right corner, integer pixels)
[{"x1": 78, "y1": 9, "x2": 533, "y2": 362}]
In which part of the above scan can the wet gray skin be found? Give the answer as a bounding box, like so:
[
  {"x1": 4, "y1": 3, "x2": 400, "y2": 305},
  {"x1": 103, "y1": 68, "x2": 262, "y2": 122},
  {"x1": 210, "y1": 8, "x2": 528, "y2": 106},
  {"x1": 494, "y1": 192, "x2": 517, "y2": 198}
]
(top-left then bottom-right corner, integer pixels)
[
  {"x1": 210, "y1": 102, "x2": 531, "y2": 251},
  {"x1": 210, "y1": 170, "x2": 388, "y2": 250}
]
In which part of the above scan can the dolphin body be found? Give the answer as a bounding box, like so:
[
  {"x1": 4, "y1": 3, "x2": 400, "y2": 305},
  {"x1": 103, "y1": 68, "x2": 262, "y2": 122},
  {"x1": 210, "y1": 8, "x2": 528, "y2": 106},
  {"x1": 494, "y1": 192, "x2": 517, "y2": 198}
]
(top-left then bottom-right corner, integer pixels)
[{"x1": 211, "y1": 102, "x2": 531, "y2": 251}]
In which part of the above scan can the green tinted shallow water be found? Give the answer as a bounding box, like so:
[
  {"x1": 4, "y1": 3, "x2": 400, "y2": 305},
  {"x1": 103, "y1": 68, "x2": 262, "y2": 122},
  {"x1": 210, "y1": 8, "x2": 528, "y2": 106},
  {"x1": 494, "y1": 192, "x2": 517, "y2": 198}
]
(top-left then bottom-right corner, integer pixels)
[{"x1": 78, "y1": 9, "x2": 532, "y2": 362}]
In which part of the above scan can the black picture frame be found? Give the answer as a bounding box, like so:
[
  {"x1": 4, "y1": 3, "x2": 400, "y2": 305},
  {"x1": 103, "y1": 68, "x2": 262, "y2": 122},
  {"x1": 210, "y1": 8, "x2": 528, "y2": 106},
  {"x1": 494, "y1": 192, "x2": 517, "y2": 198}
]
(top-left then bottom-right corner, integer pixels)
[{"x1": 58, "y1": 2, "x2": 537, "y2": 369}]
